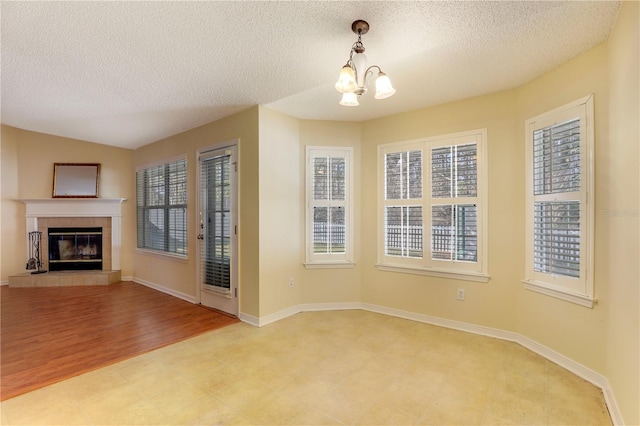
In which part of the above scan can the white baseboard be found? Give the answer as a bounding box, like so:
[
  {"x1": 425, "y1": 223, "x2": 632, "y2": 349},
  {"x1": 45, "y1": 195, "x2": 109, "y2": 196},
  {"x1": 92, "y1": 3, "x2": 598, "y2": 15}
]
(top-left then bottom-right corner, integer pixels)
[
  {"x1": 602, "y1": 384, "x2": 625, "y2": 426},
  {"x1": 256, "y1": 305, "x2": 303, "y2": 327},
  {"x1": 120, "y1": 275, "x2": 133, "y2": 282},
  {"x1": 238, "y1": 312, "x2": 260, "y2": 327},
  {"x1": 361, "y1": 302, "x2": 520, "y2": 342},
  {"x1": 131, "y1": 277, "x2": 196, "y2": 304},
  {"x1": 251, "y1": 302, "x2": 361, "y2": 327},
  {"x1": 299, "y1": 302, "x2": 362, "y2": 312},
  {"x1": 0, "y1": 280, "x2": 8, "y2": 286}
]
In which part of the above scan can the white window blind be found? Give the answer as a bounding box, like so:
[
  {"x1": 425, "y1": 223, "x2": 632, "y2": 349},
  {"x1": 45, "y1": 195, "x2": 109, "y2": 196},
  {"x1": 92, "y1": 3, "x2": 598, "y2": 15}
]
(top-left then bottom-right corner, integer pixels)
[
  {"x1": 378, "y1": 130, "x2": 487, "y2": 280},
  {"x1": 383, "y1": 149, "x2": 423, "y2": 259},
  {"x1": 306, "y1": 147, "x2": 353, "y2": 267},
  {"x1": 136, "y1": 157, "x2": 187, "y2": 256},
  {"x1": 533, "y1": 201, "x2": 580, "y2": 278},
  {"x1": 201, "y1": 153, "x2": 231, "y2": 289},
  {"x1": 533, "y1": 118, "x2": 581, "y2": 195},
  {"x1": 524, "y1": 95, "x2": 594, "y2": 307},
  {"x1": 430, "y1": 143, "x2": 478, "y2": 263}
]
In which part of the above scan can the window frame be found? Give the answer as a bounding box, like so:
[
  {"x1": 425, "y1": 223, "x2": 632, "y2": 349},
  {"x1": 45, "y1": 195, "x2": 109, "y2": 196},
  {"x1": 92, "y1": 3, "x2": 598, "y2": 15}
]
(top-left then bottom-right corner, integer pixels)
[
  {"x1": 136, "y1": 155, "x2": 188, "y2": 259},
  {"x1": 377, "y1": 129, "x2": 488, "y2": 282},
  {"x1": 523, "y1": 95, "x2": 595, "y2": 307},
  {"x1": 305, "y1": 146, "x2": 354, "y2": 269}
]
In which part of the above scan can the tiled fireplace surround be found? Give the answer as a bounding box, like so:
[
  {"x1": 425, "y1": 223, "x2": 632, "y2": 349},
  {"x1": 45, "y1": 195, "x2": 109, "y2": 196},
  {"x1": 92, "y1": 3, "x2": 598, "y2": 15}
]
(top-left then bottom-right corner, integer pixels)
[
  {"x1": 39, "y1": 217, "x2": 112, "y2": 271},
  {"x1": 9, "y1": 198, "x2": 125, "y2": 287}
]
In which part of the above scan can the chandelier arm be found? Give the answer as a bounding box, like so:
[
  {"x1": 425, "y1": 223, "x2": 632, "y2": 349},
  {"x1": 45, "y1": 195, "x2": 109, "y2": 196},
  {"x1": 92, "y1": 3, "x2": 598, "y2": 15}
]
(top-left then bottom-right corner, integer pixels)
[{"x1": 362, "y1": 65, "x2": 382, "y2": 86}]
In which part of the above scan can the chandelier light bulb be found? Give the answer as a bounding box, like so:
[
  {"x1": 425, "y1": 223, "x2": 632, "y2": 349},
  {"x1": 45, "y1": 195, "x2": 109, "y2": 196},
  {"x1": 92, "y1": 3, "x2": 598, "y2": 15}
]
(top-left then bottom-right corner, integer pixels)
[
  {"x1": 339, "y1": 92, "x2": 360, "y2": 106},
  {"x1": 335, "y1": 65, "x2": 357, "y2": 93},
  {"x1": 374, "y1": 72, "x2": 396, "y2": 99}
]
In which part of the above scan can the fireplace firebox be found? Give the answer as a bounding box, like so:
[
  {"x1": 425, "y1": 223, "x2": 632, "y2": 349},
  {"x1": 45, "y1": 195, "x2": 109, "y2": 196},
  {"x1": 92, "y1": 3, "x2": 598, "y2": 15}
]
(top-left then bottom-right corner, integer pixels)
[{"x1": 48, "y1": 227, "x2": 103, "y2": 271}]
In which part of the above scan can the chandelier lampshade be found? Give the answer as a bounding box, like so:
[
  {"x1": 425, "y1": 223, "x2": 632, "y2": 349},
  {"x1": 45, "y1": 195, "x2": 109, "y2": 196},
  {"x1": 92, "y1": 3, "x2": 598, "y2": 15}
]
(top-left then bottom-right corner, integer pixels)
[
  {"x1": 335, "y1": 65, "x2": 357, "y2": 93},
  {"x1": 374, "y1": 72, "x2": 396, "y2": 99},
  {"x1": 339, "y1": 92, "x2": 360, "y2": 107}
]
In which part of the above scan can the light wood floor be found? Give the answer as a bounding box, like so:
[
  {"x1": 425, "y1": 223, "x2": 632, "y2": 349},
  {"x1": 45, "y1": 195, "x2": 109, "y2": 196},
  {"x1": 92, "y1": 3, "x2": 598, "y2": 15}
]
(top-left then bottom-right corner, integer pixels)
[
  {"x1": 0, "y1": 310, "x2": 612, "y2": 425},
  {"x1": 0, "y1": 282, "x2": 238, "y2": 401}
]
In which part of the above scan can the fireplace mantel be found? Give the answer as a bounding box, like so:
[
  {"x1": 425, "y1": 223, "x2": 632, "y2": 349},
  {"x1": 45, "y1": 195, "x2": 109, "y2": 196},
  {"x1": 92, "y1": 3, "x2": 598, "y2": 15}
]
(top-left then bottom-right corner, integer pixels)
[
  {"x1": 18, "y1": 198, "x2": 126, "y2": 270},
  {"x1": 19, "y1": 198, "x2": 126, "y2": 217}
]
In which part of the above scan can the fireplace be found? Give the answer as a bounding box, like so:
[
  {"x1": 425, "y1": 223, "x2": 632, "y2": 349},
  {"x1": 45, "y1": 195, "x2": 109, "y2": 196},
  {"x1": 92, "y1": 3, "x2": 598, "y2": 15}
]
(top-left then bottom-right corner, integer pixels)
[
  {"x1": 10, "y1": 198, "x2": 125, "y2": 287},
  {"x1": 19, "y1": 198, "x2": 125, "y2": 271},
  {"x1": 48, "y1": 227, "x2": 103, "y2": 271}
]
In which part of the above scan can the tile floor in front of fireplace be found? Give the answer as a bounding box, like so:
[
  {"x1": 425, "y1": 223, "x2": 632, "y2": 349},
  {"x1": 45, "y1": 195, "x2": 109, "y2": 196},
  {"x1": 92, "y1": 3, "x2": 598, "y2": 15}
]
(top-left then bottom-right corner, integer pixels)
[
  {"x1": 7, "y1": 270, "x2": 121, "y2": 287},
  {"x1": 0, "y1": 310, "x2": 611, "y2": 425}
]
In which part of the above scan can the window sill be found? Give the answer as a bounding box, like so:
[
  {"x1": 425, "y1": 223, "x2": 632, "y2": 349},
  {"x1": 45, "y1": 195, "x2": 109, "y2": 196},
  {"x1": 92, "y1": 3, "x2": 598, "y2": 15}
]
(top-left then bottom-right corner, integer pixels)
[
  {"x1": 304, "y1": 261, "x2": 356, "y2": 270},
  {"x1": 376, "y1": 263, "x2": 490, "y2": 283},
  {"x1": 522, "y1": 279, "x2": 595, "y2": 308},
  {"x1": 136, "y1": 248, "x2": 188, "y2": 263}
]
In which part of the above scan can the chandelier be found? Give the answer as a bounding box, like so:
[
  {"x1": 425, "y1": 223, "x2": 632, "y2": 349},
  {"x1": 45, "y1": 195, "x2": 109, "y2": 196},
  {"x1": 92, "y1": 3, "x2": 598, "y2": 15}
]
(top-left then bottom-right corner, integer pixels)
[{"x1": 335, "y1": 20, "x2": 396, "y2": 106}]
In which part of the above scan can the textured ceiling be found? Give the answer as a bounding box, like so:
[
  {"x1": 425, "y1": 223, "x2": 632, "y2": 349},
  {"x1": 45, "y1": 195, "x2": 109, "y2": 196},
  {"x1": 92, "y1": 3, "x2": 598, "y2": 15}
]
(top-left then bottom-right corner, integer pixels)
[{"x1": 1, "y1": 1, "x2": 621, "y2": 149}]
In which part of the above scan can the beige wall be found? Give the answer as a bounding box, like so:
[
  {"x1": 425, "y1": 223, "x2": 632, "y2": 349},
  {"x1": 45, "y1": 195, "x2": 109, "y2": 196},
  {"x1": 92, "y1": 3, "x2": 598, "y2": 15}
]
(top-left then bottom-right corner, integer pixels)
[
  {"x1": 604, "y1": 1, "x2": 640, "y2": 423},
  {"x1": 515, "y1": 43, "x2": 609, "y2": 375},
  {"x1": 257, "y1": 107, "x2": 304, "y2": 316},
  {"x1": 132, "y1": 106, "x2": 261, "y2": 317},
  {"x1": 1, "y1": 125, "x2": 21, "y2": 281},
  {"x1": 0, "y1": 126, "x2": 135, "y2": 280},
  {"x1": 299, "y1": 120, "x2": 363, "y2": 305},
  {"x1": 360, "y1": 90, "x2": 521, "y2": 331}
]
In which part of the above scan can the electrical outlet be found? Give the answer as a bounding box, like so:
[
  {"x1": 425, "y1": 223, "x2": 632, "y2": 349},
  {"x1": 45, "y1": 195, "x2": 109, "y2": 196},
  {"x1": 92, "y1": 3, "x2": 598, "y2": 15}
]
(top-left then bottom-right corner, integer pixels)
[
  {"x1": 288, "y1": 278, "x2": 294, "y2": 288},
  {"x1": 457, "y1": 288, "x2": 465, "y2": 301}
]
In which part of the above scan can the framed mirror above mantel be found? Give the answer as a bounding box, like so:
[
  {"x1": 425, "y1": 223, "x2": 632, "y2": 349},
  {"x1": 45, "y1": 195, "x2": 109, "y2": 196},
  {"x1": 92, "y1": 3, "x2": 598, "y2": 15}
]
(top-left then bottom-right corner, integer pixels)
[{"x1": 52, "y1": 163, "x2": 101, "y2": 198}]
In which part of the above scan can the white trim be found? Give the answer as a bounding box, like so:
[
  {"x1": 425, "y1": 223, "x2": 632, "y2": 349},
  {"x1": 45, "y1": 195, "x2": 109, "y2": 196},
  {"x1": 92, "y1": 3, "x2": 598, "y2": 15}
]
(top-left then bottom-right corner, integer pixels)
[
  {"x1": 256, "y1": 305, "x2": 303, "y2": 327},
  {"x1": 524, "y1": 95, "x2": 595, "y2": 306},
  {"x1": 132, "y1": 276, "x2": 196, "y2": 304},
  {"x1": 305, "y1": 146, "x2": 354, "y2": 265},
  {"x1": 120, "y1": 275, "x2": 133, "y2": 281},
  {"x1": 238, "y1": 312, "x2": 260, "y2": 327},
  {"x1": 523, "y1": 279, "x2": 596, "y2": 308},
  {"x1": 304, "y1": 261, "x2": 356, "y2": 269},
  {"x1": 361, "y1": 302, "x2": 517, "y2": 340},
  {"x1": 377, "y1": 129, "x2": 488, "y2": 276},
  {"x1": 0, "y1": 280, "x2": 8, "y2": 286},
  {"x1": 603, "y1": 385, "x2": 625, "y2": 426},
  {"x1": 135, "y1": 153, "x2": 186, "y2": 172},
  {"x1": 197, "y1": 140, "x2": 239, "y2": 159},
  {"x1": 376, "y1": 263, "x2": 490, "y2": 282},
  {"x1": 196, "y1": 142, "x2": 239, "y2": 317},
  {"x1": 299, "y1": 302, "x2": 362, "y2": 312}
]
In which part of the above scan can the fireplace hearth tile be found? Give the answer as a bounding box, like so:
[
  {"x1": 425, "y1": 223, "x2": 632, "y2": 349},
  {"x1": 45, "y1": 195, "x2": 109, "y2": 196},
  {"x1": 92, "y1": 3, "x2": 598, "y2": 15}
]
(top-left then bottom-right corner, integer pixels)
[{"x1": 7, "y1": 271, "x2": 122, "y2": 287}]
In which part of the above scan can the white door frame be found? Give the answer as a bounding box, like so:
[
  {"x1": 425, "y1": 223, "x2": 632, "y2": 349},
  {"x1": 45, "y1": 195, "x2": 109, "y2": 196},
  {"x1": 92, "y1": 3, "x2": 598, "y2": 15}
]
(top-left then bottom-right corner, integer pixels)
[{"x1": 196, "y1": 140, "x2": 238, "y2": 316}]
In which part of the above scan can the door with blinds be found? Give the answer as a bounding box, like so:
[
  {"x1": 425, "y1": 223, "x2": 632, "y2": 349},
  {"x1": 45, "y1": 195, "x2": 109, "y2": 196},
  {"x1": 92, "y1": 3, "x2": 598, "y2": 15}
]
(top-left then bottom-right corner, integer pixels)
[{"x1": 198, "y1": 144, "x2": 238, "y2": 316}]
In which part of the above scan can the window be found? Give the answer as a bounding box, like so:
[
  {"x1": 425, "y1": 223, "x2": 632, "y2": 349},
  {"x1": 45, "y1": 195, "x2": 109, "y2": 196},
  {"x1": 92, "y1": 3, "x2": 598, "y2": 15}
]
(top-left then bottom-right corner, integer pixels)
[
  {"x1": 136, "y1": 156, "x2": 188, "y2": 256},
  {"x1": 524, "y1": 95, "x2": 594, "y2": 307},
  {"x1": 305, "y1": 147, "x2": 354, "y2": 268},
  {"x1": 378, "y1": 130, "x2": 488, "y2": 281}
]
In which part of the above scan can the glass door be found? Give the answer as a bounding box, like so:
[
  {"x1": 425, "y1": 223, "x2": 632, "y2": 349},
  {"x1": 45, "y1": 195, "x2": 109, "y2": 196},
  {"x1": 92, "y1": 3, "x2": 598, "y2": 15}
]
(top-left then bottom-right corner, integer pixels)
[{"x1": 198, "y1": 144, "x2": 238, "y2": 316}]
